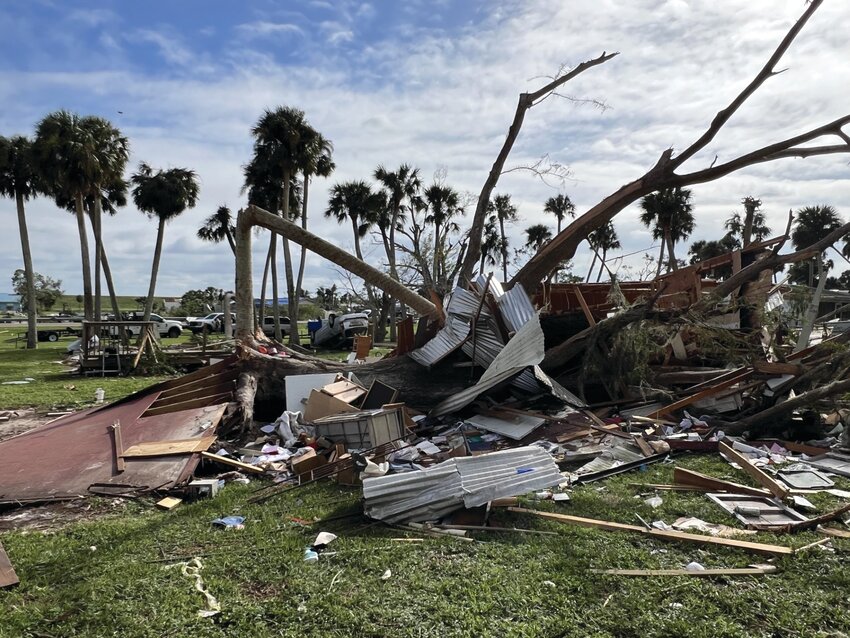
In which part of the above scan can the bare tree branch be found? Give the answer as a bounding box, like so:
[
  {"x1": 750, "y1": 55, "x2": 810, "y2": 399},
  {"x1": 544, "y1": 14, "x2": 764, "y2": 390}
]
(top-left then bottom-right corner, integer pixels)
[{"x1": 458, "y1": 51, "x2": 620, "y2": 285}]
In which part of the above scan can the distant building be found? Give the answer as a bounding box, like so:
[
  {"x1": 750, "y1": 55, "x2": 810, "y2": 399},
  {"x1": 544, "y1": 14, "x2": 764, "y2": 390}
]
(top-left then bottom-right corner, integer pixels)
[
  {"x1": 161, "y1": 297, "x2": 182, "y2": 312},
  {"x1": 0, "y1": 293, "x2": 21, "y2": 312}
]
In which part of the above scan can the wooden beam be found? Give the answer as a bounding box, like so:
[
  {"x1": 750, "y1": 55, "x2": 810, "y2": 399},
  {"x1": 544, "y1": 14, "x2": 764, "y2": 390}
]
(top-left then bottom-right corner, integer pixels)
[
  {"x1": 573, "y1": 286, "x2": 597, "y2": 327},
  {"x1": 122, "y1": 436, "x2": 217, "y2": 457},
  {"x1": 158, "y1": 368, "x2": 241, "y2": 399},
  {"x1": 752, "y1": 361, "x2": 804, "y2": 376},
  {"x1": 673, "y1": 467, "x2": 771, "y2": 498},
  {"x1": 591, "y1": 566, "x2": 777, "y2": 577},
  {"x1": 718, "y1": 442, "x2": 790, "y2": 500},
  {"x1": 150, "y1": 380, "x2": 236, "y2": 410},
  {"x1": 142, "y1": 392, "x2": 233, "y2": 418},
  {"x1": 651, "y1": 369, "x2": 752, "y2": 418},
  {"x1": 200, "y1": 451, "x2": 265, "y2": 474},
  {"x1": 818, "y1": 526, "x2": 850, "y2": 539},
  {"x1": 109, "y1": 421, "x2": 125, "y2": 473},
  {"x1": 508, "y1": 507, "x2": 793, "y2": 556}
]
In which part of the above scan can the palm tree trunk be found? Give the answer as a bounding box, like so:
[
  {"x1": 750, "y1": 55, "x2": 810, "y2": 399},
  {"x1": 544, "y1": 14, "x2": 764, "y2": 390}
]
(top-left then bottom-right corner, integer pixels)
[
  {"x1": 432, "y1": 222, "x2": 441, "y2": 285},
  {"x1": 291, "y1": 174, "x2": 311, "y2": 346},
  {"x1": 595, "y1": 249, "x2": 607, "y2": 282},
  {"x1": 75, "y1": 193, "x2": 94, "y2": 321},
  {"x1": 655, "y1": 239, "x2": 666, "y2": 278},
  {"x1": 499, "y1": 217, "x2": 508, "y2": 283},
  {"x1": 99, "y1": 242, "x2": 122, "y2": 321},
  {"x1": 271, "y1": 240, "x2": 282, "y2": 342},
  {"x1": 93, "y1": 194, "x2": 103, "y2": 320},
  {"x1": 143, "y1": 218, "x2": 165, "y2": 322},
  {"x1": 281, "y1": 236, "x2": 296, "y2": 339},
  {"x1": 795, "y1": 252, "x2": 828, "y2": 351},
  {"x1": 586, "y1": 252, "x2": 598, "y2": 282},
  {"x1": 224, "y1": 228, "x2": 236, "y2": 256},
  {"x1": 666, "y1": 232, "x2": 678, "y2": 272},
  {"x1": 15, "y1": 192, "x2": 37, "y2": 349},
  {"x1": 258, "y1": 234, "x2": 274, "y2": 328}
]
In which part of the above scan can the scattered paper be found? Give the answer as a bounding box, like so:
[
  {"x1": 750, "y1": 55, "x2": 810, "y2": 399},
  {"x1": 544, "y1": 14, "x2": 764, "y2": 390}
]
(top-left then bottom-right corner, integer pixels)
[{"x1": 381, "y1": 569, "x2": 392, "y2": 580}]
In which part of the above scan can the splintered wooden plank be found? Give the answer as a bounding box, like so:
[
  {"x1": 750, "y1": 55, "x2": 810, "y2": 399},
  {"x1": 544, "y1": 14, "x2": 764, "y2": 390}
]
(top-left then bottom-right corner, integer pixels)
[
  {"x1": 0, "y1": 542, "x2": 19, "y2": 588},
  {"x1": 719, "y1": 442, "x2": 790, "y2": 500},
  {"x1": 200, "y1": 451, "x2": 265, "y2": 474},
  {"x1": 123, "y1": 436, "x2": 217, "y2": 457},
  {"x1": 508, "y1": 507, "x2": 793, "y2": 556},
  {"x1": 592, "y1": 566, "x2": 777, "y2": 577},
  {"x1": 673, "y1": 467, "x2": 771, "y2": 498}
]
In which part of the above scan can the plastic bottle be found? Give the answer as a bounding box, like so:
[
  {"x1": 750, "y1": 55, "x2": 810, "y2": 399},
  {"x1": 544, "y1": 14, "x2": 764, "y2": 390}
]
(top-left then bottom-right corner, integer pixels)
[{"x1": 95, "y1": 388, "x2": 105, "y2": 404}]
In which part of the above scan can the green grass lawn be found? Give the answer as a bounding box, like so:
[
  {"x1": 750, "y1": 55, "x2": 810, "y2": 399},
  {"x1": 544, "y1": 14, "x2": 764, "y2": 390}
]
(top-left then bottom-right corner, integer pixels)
[
  {"x1": 1, "y1": 334, "x2": 849, "y2": 636},
  {"x1": 0, "y1": 327, "x2": 178, "y2": 410},
  {"x1": 0, "y1": 455, "x2": 848, "y2": 637}
]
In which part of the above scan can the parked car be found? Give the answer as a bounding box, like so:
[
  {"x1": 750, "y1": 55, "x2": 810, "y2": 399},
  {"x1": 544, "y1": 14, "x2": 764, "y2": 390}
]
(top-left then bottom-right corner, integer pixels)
[
  {"x1": 187, "y1": 312, "x2": 235, "y2": 335},
  {"x1": 124, "y1": 312, "x2": 184, "y2": 338},
  {"x1": 261, "y1": 315, "x2": 291, "y2": 338}
]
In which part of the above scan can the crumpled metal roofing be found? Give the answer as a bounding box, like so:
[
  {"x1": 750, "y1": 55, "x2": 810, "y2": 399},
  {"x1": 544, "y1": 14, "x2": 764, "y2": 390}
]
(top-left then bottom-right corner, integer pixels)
[
  {"x1": 498, "y1": 283, "x2": 535, "y2": 334},
  {"x1": 408, "y1": 315, "x2": 470, "y2": 368},
  {"x1": 432, "y1": 312, "x2": 546, "y2": 416},
  {"x1": 363, "y1": 445, "x2": 562, "y2": 523}
]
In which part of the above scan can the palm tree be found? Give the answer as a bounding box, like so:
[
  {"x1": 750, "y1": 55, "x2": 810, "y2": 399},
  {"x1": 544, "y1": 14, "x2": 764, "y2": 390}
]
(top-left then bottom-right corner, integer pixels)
[
  {"x1": 792, "y1": 205, "x2": 843, "y2": 350},
  {"x1": 424, "y1": 183, "x2": 464, "y2": 285},
  {"x1": 325, "y1": 180, "x2": 383, "y2": 261},
  {"x1": 524, "y1": 224, "x2": 553, "y2": 253},
  {"x1": 250, "y1": 106, "x2": 313, "y2": 342},
  {"x1": 586, "y1": 221, "x2": 621, "y2": 282},
  {"x1": 198, "y1": 206, "x2": 236, "y2": 255},
  {"x1": 725, "y1": 197, "x2": 771, "y2": 247},
  {"x1": 543, "y1": 193, "x2": 575, "y2": 233},
  {"x1": 291, "y1": 132, "x2": 334, "y2": 344},
  {"x1": 131, "y1": 163, "x2": 200, "y2": 323},
  {"x1": 479, "y1": 214, "x2": 503, "y2": 273},
  {"x1": 0, "y1": 135, "x2": 41, "y2": 348},
  {"x1": 489, "y1": 193, "x2": 519, "y2": 282},
  {"x1": 639, "y1": 186, "x2": 695, "y2": 275},
  {"x1": 374, "y1": 163, "x2": 421, "y2": 340},
  {"x1": 242, "y1": 151, "x2": 303, "y2": 340}
]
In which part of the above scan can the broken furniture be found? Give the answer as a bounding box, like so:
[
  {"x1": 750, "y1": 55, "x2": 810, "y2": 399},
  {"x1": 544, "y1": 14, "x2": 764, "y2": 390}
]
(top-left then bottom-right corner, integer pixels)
[{"x1": 312, "y1": 406, "x2": 406, "y2": 450}]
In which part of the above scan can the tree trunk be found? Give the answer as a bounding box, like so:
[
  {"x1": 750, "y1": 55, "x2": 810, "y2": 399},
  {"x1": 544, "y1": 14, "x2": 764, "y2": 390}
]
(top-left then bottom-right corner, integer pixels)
[
  {"x1": 75, "y1": 193, "x2": 94, "y2": 321},
  {"x1": 258, "y1": 235, "x2": 274, "y2": 328},
  {"x1": 224, "y1": 227, "x2": 237, "y2": 256},
  {"x1": 282, "y1": 235, "x2": 295, "y2": 337},
  {"x1": 93, "y1": 191, "x2": 103, "y2": 320},
  {"x1": 585, "y1": 252, "x2": 598, "y2": 283},
  {"x1": 271, "y1": 240, "x2": 282, "y2": 342},
  {"x1": 666, "y1": 231, "x2": 678, "y2": 272},
  {"x1": 595, "y1": 249, "x2": 607, "y2": 282},
  {"x1": 98, "y1": 236, "x2": 122, "y2": 321},
  {"x1": 143, "y1": 218, "x2": 165, "y2": 322},
  {"x1": 655, "y1": 238, "x2": 666, "y2": 278},
  {"x1": 499, "y1": 216, "x2": 508, "y2": 283},
  {"x1": 235, "y1": 206, "x2": 437, "y2": 341},
  {"x1": 433, "y1": 222, "x2": 441, "y2": 285},
  {"x1": 795, "y1": 252, "x2": 828, "y2": 351},
  {"x1": 291, "y1": 174, "x2": 310, "y2": 346},
  {"x1": 376, "y1": 293, "x2": 390, "y2": 343},
  {"x1": 15, "y1": 192, "x2": 37, "y2": 349}
]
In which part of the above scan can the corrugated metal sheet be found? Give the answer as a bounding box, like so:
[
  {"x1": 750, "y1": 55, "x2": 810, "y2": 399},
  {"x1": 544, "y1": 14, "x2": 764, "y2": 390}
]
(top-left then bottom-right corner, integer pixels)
[
  {"x1": 465, "y1": 413, "x2": 546, "y2": 440},
  {"x1": 432, "y1": 313, "x2": 546, "y2": 416},
  {"x1": 408, "y1": 315, "x2": 470, "y2": 368},
  {"x1": 363, "y1": 445, "x2": 562, "y2": 523},
  {"x1": 446, "y1": 287, "x2": 483, "y2": 319},
  {"x1": 475, "y1": 273, "x2": 504, "y2": 299},
  {"x1": 498, "y1": 283, "x2": 535, "y2": 333}
]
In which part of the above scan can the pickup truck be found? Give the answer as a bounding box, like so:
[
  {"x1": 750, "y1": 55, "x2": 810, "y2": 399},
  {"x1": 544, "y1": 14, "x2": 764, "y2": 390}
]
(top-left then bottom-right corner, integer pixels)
[
  {"x1": 187, "y1": 312, "x2": 236, "y2": 335},
  {"x1": 124, "y1": 313, "x2": 183, "y2": 338}
]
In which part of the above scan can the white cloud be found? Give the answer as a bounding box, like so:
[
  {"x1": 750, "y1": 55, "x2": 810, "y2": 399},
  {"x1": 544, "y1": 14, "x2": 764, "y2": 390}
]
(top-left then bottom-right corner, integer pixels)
[
  {"x1": 236, "y1": 21, "x2": 303, "y2": 39},
  {"x1": 3, "y1": 0, "x2": 850, "y2": 297}
]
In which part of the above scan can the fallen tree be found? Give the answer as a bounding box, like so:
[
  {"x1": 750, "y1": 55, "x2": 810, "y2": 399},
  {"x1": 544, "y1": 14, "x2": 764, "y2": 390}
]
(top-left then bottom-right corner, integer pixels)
[{"x1": 510, "y1": 0, "x2": 850, "y2": 291}]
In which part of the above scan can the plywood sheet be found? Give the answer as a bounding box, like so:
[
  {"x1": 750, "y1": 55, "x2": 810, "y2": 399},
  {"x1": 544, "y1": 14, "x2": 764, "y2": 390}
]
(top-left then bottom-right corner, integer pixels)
[{"x1": 122, "y1": 436, "x2": 217, "y2": 457}]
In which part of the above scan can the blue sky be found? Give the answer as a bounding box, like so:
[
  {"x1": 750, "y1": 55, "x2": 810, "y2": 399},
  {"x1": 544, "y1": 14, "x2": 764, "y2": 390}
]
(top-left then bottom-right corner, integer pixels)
[{"x1": 2, "y1": 0, "x2": 850, "y2": 297}]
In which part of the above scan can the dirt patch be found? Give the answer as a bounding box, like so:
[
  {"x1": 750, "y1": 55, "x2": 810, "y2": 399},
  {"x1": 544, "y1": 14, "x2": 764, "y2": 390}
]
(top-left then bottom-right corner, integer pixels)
[
  {"x1": 0, "y1": 409, "x2": 61, "y2": 442},
  {"x1": 0, "y1": 497, "x2": 133, "y2": 532}
]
